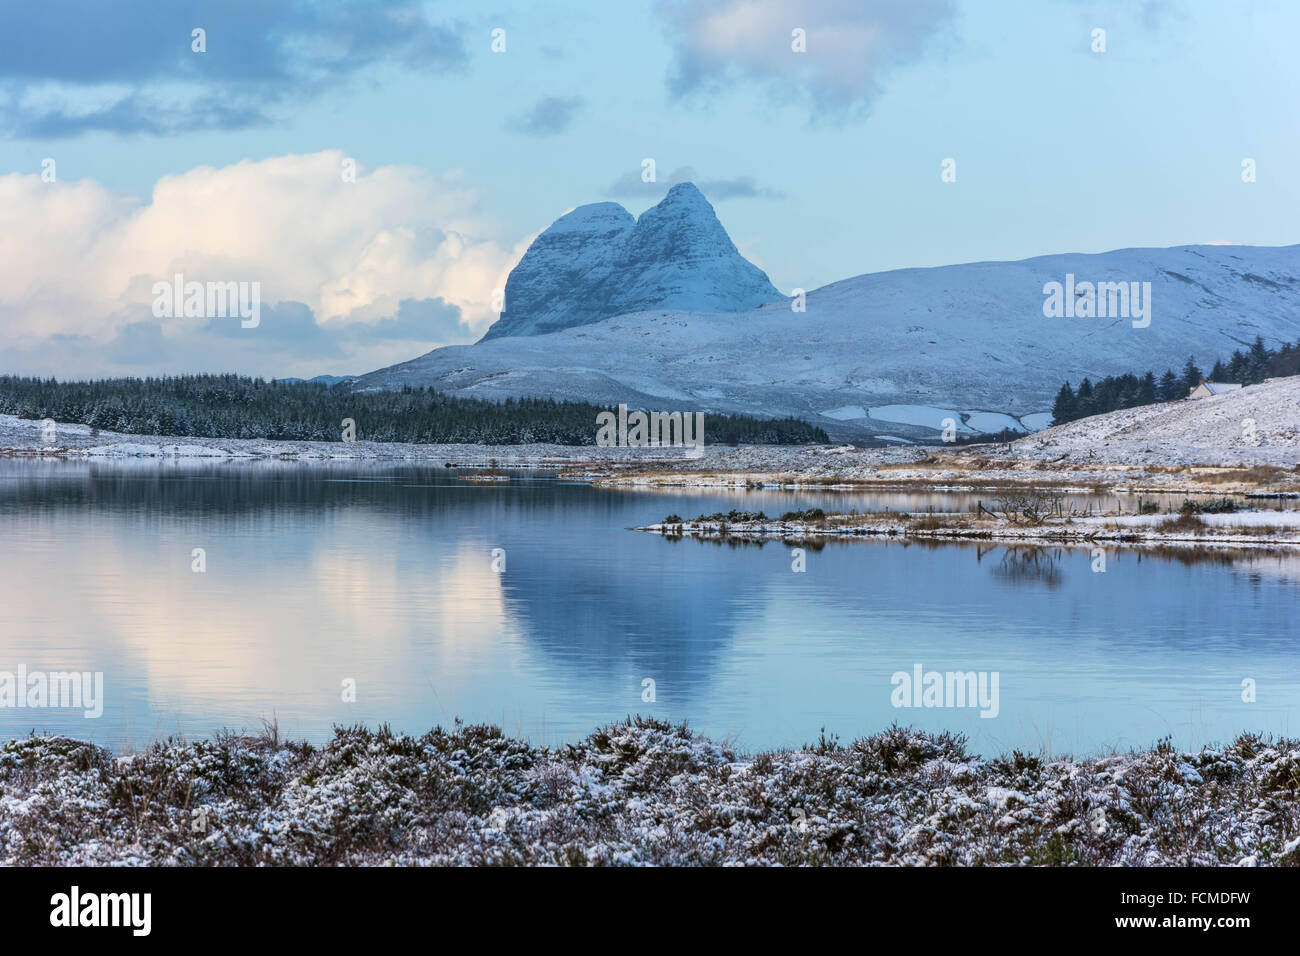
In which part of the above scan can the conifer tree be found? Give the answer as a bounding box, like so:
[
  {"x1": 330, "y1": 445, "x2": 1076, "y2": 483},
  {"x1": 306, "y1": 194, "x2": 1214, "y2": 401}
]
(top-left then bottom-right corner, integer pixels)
[
  {"x1": 1051, "y1": 381, "x2": 1077, "y2": 425},
  {"x1": 1157, "y1": 370, "x2": 1179, "y2": 401},
  {"x1": 1139, "y1": 371, "x2": 1157, "y2": 404},
  {"x1": 1075, "y1": 378, "x2": 1094, "y2": 417}
]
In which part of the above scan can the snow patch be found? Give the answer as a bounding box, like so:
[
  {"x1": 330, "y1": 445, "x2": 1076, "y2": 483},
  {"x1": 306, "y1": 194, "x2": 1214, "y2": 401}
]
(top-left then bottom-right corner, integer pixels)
[
  {"x1": 870, "y1": 405, "x2": 973, "y2": 431},
  {"x1": 963, "y1": 411, "x2": 1026, "y2": 434},
  {"x1": 821, "y1": 405, "x2": 868, "y2": 420}
]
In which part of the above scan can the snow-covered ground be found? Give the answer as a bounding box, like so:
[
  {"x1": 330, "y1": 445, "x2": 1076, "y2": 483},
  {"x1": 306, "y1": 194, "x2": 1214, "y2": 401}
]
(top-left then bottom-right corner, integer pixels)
[
  {"x1": 5, "y1": 376, "x2": 1298, "y2": 496},
  {"x1": 643, "y1": 506, "x2": 1300, "y2": 549},
  {"x1": 821, "y1": 404, "x2": 868, "y2": 420},
  {"x1": 3, "y1": 719, "x2": 1296, "y2": 865},
  {"x1": 1083, "y1": 511, "x2": 1300, "y2": 529},
  {"x1": 584, "y1": 377, "x2": 1300, "y2": 492},
  {"x1": 820, "y1": 403, "x2": 1032, "y2": 435},
  {"x1": 0, "y1": 412, "x2": 733, "y2": 466},
  {"x1": 1010, "y1": 375, "x2": 1300, "y2": 467},
  {"x1": 1018, "y1": 412, "x2": 1055, "y2": 431},
  {"x1": 870, "y1": 404, "x2": 975, "y2": 431}
]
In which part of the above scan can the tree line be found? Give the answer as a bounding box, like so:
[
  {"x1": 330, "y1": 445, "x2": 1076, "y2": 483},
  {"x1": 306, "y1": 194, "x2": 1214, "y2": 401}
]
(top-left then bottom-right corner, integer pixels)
[
  {"x1": 0, "y1": 374, "x2": 830, "y2": 445},
  {"x1": 1051, "y1": 337, "x2": 1299, "y2": 425}
]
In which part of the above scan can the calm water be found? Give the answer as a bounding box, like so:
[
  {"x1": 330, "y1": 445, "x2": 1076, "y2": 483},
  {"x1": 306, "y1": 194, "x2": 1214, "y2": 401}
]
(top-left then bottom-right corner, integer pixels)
[{"x1": 1, "y1": 460, "x2": 1297, "y2": 757}]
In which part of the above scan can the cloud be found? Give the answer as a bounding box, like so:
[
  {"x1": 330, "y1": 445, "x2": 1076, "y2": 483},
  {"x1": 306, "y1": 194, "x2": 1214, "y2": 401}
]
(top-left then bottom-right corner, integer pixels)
[
  {"x1": 656, "y1": 0, "x2": 955, "y2": 119},
  {"x1": 505, "y1": 96, "x2": 585, "y2": 136},
  {"x1": 106, "y1": 320, "x2": 174, "y2": 365},
  {"x1": 0, "y1": 151, "x2": 517, "y2": 378},
  {"x1": 326, "y1": 296, "x2": 473, "y2": 343},
  {"x1": 606, "y1": 165, "x2": 784, "y2": 201},
  {"x1": 1064, "y1": 0, "x2": 1187, "y2": 30},
  {"x1": 695, "y1": 175, "x2": 785, "y2": 200},
  {"x1": 0, "y1": 1, "x2": 468, "y2": 137},
  {"x1": 1133, "y1": 0, "x2": 1181, "y2": 28},
  {"x1": 204, "y1": 301, "x2": 342, "y2": 357},
  {"x1": 2, "y1": 92, "x2": 274, "y2": 139}
]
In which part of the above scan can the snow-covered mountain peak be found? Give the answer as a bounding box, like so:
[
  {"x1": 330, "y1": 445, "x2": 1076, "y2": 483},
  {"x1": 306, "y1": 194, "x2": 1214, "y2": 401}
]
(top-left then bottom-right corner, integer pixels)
[
  {"x1": 647, "y1": 181, "x2": 713, "y2": 217},
  {"x1": 548, "y1": 201, "x2": 635, "y2": 235},
  {"x1": 620, "y1": 181, "x2": 739, "y2": 263},
  {"x1": 480, "y1": 182, "x2": 781, "y2": 340}
]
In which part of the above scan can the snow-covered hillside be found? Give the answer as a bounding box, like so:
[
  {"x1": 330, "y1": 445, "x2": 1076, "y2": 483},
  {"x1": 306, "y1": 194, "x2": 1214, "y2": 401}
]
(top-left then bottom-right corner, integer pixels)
[
  {"x1": 361, "y1": 202, "x2": 1300, "y2": 439},
  {"x1": 481, "y1": 182, "x2": 780, "y2": 340},
  {"x1": 1010, "y1": 375, "x2": 1300, "y2": 467}
]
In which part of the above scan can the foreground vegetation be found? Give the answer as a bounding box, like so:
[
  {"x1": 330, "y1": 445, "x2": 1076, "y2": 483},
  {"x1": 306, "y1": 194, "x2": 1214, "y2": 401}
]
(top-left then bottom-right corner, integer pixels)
[
  {"x1": 1, "y1": 718, "x2": 1296, "y2": 865},
  {"x1": 0, "y1": 374, "x2": 828, "y2": 445}
]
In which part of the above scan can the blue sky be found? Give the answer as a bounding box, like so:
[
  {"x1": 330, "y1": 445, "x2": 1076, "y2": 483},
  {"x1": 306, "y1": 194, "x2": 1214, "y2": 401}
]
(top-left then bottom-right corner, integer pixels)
[{"x1": 1, "y1": 0, "x2": 1297, "y2": 378}]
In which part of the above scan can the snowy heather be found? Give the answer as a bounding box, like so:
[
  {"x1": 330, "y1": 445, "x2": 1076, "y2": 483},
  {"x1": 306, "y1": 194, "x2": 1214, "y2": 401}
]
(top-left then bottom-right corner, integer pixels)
[{"x1": 1, "y1": 719, "x2": 1298, "y2": 866}]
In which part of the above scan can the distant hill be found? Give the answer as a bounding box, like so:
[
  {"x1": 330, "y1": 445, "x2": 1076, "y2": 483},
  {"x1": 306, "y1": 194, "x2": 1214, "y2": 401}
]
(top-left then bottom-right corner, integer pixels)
[
  {"x1": 276, "y1": 374, "x2": 356, "y2": 386},
  {"x1": 357, "y1": 186, "x2": 1300, "y2": 440}
]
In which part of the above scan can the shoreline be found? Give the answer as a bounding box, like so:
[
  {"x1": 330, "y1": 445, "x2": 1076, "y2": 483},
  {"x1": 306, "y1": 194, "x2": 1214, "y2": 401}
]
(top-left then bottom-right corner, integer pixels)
[
  {"x1": 4, "y1": 411, "x2": 1298, "y2": 499},
  {"x1": 3, "y1": 718, "x2": 1296, "y2": 866},
  {"x1": 639, "y1": 507, "x2": 1300, "y2": 549}
]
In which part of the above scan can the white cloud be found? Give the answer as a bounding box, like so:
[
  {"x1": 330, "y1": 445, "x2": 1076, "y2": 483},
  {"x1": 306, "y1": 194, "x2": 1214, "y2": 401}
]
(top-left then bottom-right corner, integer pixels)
[
  {"x1": 658, "y1": 0, "x2": 956, "y2": 117},
  {"x1": 0, "y1": 151, "x2": 518, "y2": 377}
]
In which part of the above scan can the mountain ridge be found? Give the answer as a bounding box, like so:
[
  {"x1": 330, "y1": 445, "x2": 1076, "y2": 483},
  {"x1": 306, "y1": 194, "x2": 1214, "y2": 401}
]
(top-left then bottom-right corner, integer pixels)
[
  {"x1": 358, "y1": 235, "x2": 1300, "y2": 439},
  {"x1": 481, "y1": 182, "x2": 781, "y2": 340}
]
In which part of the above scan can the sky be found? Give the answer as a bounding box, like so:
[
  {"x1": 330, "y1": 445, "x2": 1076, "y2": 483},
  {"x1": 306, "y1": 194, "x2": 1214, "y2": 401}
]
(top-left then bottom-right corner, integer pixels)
[{"x1": 1, "y1": 0, "x2": 1298, "y2": 380}]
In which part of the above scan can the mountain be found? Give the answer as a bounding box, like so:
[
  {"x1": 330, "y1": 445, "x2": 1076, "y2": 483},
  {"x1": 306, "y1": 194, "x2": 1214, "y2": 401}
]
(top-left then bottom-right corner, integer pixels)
[
  {"x1": 481, "y1": 182, "x2": 781, "y2": 340},
  {"x1": 277, "y1": 374, "x2": 356, "y2": 386},
  {"x1": 358, "y1": 209, "x2": 1300, "y2": 440}
]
